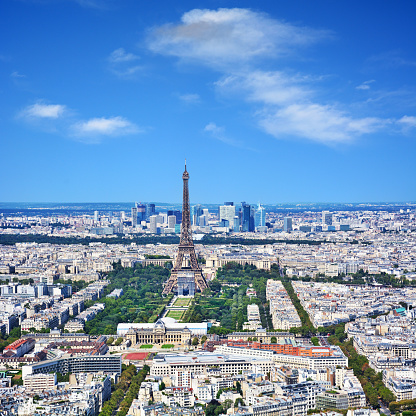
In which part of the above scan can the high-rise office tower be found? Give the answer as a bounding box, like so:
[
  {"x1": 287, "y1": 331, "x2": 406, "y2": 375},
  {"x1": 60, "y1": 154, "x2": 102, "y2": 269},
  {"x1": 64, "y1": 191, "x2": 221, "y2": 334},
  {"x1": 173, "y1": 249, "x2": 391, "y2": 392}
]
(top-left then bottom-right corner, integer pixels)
[
  {"x1": 192, "y1": 204, "x2": 203, "y2": 225},
  {"x1": 120, "y1": 211, "x2": 126, "y2": 220},
  {"x1": 233, "y1": 215, "x2": 240, "y2": 232},
  {"x1": 146, "y1": 203, "x2": 156, "y2": 220},
  {"x1": 199, "y1": 215, "x2": 207, "y2": 227},
  {"x1": 241, "y1": 202, "x2": 254, "y2": 232},
  {"x1": 168, "y1": 215, "x2": 176, "y2": 229},
  {"x1": 131, "y1": 206, "x2": 138, "y2": 227},
  {"x1": 149, "y1": 215, "x2": 157, "y2": 233},
  {"x1": 94, "y1": 211, "x2": 99, "y2": 222},
  {"x1": 137, "y1": 204, "x2": 146, "y2": 222},
  {"x1": 219, "y1": 203, "x2": 235, "y2": 228},
  {"x1": 284, "y1": 217, "x2": 293, "y2": 232},
  {"x1": 168, "y1": 210, "x2": 182, "y2": 224},
  {"x1": 254, "y1": 203, "x2": 265, "y2": 228},
  {"x1": 322, "y1": 211, "x2": 333, "y2": 226},
  {"x1": 163, "y1": 162, "x2": 208, "y2": 295}
]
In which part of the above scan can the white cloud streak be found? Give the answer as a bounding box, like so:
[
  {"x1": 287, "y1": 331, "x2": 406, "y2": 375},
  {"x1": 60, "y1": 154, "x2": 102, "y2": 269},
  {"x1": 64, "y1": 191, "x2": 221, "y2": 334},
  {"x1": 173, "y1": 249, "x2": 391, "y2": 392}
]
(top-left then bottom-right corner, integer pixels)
[
  {"x1": 148, "y1": 8, "x2": 413, "y2": 145},
  {"x1": 148, "y1": 8, "x2": 328, "y2": 69},
  {"x1": 108, "y1": 48, "x2": 139, "y2": 63},
  {"x1": 72, "y1": 116, "x2": 140, "y2": 138},
  {"x1": 108, "y1": 48, "x2": 142, "y2": 78},
  {"x1": 204, "y1": 122, "x2": 255, "y2": 150},
  {"x1": 260, "y1": 104, "x2": 386, "y2": 144},
  {"x1": 11, "y1": 71, "x2": 26, "y2": 79},
  {"x1": 178, "y1": 93, "x2": 201, "y2": 104},
  {"x1": 19, "y1": 102, "x2": 141, "y2": 144},
  {"x1": 148, "y1": 8, "x2": 388, "y2": 145},
  {"x1": 21, "y1": 103, "x2": 66, "y2": 119},
  {"x1": 356, "y1": 80, "x2": 375, "y2": 90}
]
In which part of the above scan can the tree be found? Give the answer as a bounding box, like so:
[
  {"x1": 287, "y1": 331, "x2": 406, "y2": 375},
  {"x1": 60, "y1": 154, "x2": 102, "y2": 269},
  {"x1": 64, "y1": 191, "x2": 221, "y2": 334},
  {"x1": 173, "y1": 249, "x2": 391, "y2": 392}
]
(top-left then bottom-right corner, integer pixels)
[
  {"x1": 311, "y1": 337, "x2": 319, "y2": 346},
  {"x1": 234, "y1": 398, "x2": 245, "y2": 407},
  {"x1": 201, "y1": 335, "x2": 207, "y2": 344},
  {"x1": 205, "y1": 400, "x2": 222, "y2": 416},
  {"x1": 223, "y1": 399, "x2": 233, "y2": 411},
  {"x1": 159, "y1": 381, "x2": 165, "y2": 391},
  {"x1": 270, "y1": 336, "x2": 277, "y2": 344},
  {"x1": 192, "y1": 337, "x2": 199, "y2": 346}
]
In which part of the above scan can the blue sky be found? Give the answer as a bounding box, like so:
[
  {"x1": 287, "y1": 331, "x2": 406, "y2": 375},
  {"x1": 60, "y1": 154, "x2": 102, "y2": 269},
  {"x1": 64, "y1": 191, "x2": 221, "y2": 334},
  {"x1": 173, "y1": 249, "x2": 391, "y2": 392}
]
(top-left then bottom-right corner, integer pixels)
[{"x1": 1, "y1": 0, "x2": 415, "y2": 203}]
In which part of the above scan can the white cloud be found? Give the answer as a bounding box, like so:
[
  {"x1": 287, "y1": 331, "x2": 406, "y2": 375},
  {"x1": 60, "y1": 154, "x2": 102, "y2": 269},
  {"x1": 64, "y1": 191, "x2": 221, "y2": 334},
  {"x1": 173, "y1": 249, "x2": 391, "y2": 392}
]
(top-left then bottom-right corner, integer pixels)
[
  {"x1": 148, "y1": 8, "x2": 328, "y2": 68},
  {"x1": 108, "y1": 48, "x2": 142, "y2": 78},
  {"x1": 397, "y1": 115, "x2": 416, "y2": 128},
  {"x1": 11, "y1": 71, "x2": 26, "y2": 79},
  {"x1": 204, "y1": 122, "x2": 254, "y2": 150},
  {"x1": 356, "y1": 80, "x2": 375, "y2": 90},
  {"x1": 21, "y1": 103, "x2": 66, "y2": 119},
  {"x1": 216, "y1": 71, "x2": 312, "y2": 105},
  {"x1": 259, "y1": 104, "x2": 386, "y2": 144},
  {"x1": 148, "y1": 8, "x2": 410, "y2": 145},
  {"x1": 108, "y1": 48, "x2": 139, "y2": 63},
  {"x1": 179, "y1": 93, "x2": 201, "y2": 104},
  {"x1": 72, "y1": 116, "x2": 140, "y2": 138}
]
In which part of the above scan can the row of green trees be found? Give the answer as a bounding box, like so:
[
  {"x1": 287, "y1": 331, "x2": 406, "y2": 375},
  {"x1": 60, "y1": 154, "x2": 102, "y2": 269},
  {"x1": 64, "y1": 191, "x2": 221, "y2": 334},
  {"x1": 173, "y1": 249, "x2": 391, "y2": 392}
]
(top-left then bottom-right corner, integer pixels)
[
  {"x1": 281, "y1": 280, "x2": 316, "y2": 336},
  {"x1": 98, "y1": 364, "x2": 145, "y2": 416},
  {"x1": 328, "y1": 334, "x2": 395, "y2": 408},
  {"x1": 84, "y1": 262, "x2": 172, "y2": 335},
  {"x1": 116, "y1": 365, "x2": 150, "y2": 416},
  {"x1": 0, "y1": 233, "x2": 334, "y2": 247}
]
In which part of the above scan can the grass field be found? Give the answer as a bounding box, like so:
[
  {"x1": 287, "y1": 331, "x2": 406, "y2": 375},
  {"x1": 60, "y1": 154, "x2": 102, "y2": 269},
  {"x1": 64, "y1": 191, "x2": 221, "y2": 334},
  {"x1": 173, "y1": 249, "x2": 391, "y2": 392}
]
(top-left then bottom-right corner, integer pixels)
[
  {"x1": 139, "y1": 344, "x2": 153, "y2": 349},
  {"x1": 166, "y1": 310, "x2": 184, "y2": 320},
  {"x1": 173, "y1": 297, "x2": 191, "y2": 307},
  {"x1": 162, "y1": 344, "x2": 174, "y2": 349}
]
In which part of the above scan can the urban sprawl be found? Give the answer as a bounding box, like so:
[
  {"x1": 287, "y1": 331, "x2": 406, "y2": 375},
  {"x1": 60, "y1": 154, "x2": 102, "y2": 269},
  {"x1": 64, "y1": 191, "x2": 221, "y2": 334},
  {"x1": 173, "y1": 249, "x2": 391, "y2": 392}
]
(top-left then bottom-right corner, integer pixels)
[{"x1": 0, "y1": 200, "x2": 415, "y2": 416}]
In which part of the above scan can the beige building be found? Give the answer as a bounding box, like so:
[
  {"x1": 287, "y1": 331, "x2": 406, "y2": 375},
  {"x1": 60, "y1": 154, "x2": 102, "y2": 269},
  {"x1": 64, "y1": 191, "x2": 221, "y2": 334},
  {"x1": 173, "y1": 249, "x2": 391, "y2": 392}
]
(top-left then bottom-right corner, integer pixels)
[
  {"x1": 24, "y1": 373, "x2": 57, "y2": 392},
  {"x1": 125, "y1": 320, "x2": 191, "y2": 346},
  {"x1": 227, "y1": 329, "x2": 295, "y2": 343}
]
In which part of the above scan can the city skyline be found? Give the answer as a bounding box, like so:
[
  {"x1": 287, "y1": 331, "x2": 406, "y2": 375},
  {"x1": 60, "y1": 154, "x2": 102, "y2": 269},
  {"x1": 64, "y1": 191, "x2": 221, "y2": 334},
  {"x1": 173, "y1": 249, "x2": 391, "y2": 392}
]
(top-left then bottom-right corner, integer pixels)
[{"x1": 1, "y1": 1, "x2": 415, "y2": 203}]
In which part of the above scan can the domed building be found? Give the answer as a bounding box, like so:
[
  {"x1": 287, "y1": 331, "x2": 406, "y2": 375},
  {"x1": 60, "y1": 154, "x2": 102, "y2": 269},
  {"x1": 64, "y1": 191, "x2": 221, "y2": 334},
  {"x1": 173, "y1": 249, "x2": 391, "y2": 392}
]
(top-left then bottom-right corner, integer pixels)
[{"x1": 124, "y1": 319, "x2": 192, "y2": 346}]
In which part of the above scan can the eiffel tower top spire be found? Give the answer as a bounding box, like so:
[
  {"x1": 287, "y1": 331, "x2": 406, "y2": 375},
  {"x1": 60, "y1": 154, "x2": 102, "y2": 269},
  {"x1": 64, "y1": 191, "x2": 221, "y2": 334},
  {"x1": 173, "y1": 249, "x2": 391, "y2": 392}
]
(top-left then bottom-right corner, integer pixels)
[{"x1": 180, "y1": 160, "x2": 192, "y2": 245}]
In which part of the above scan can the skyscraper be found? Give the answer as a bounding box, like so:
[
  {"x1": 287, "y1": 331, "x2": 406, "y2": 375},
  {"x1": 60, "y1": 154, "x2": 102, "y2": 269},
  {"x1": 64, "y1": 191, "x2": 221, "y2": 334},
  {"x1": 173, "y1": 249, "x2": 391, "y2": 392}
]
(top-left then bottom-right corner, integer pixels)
[
  {"x1": 322, "y1": 211, "x2": 333, "y2": 226},
  {"x1": 219, "y1": 203, "x2": 235, "y2": 228},
  {"x1": 94, "y1": 211, "x2": 99, "y2": 222},
  {"x1": 233, "y1": 216, "x2": 240, "y2": 232},
  {"x1": 131, "y1": 206, "x2": 138, "y2": 227},
  {"x1": 168, "y1": 215, "x2": 176, "y2": 229},
  {"x1": 168, "y1": 210, "x2": 182, "y2": 224},
  {"x1": 146, "y1": 203, "x2": 156, "y2": 220},
  {"x1": 149, "y1": 215, "x2": 157, "y2": 234},
  {"x1": 137, "y1": 204, "x2": 146, "y2": 222},
  {"x1": 254, "y1": 203, "x2": 265, "y2": 228},
  {"x1": 240, "y1": 202, "x2": 255, "y2": 232},
  {"x1": 192, "y1": 204, "x2": 203, "y2": 226},
  {"x1": 284, "y1": 217, "x2": 293, "y2": 232}
]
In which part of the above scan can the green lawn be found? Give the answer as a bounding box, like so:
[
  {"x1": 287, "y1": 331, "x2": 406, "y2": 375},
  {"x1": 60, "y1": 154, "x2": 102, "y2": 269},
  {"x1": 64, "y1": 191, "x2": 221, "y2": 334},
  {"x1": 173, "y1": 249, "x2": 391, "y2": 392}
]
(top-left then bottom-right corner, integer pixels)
[
  {"x1": 173, "y1": 297, "x2": 191, "y2": 307},
  {"x1": 166, "y1": 310, "x2": 184, "y2": 320},
  {"x1": 139, "y1": 344, "x2": 153, "y2": 349},
  {"x1": 162, "y1": 344, "x2": 174, "y2": 349}
]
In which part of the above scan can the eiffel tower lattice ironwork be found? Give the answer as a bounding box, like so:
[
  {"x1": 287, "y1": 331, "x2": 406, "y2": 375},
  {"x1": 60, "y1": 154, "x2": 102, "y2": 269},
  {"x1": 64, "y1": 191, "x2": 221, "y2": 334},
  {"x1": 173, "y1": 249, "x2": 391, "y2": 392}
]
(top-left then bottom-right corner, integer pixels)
[{"x1": 162, "y1": 162, "x2": 208, "y2": 295}]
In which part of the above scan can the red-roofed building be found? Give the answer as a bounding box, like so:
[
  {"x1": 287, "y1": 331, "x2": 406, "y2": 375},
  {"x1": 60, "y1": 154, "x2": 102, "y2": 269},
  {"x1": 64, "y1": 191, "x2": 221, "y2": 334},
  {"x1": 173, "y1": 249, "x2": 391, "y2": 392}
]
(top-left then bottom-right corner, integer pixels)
[{"x1": 3, "y1": 338, "x2": 35, "y2": 357}]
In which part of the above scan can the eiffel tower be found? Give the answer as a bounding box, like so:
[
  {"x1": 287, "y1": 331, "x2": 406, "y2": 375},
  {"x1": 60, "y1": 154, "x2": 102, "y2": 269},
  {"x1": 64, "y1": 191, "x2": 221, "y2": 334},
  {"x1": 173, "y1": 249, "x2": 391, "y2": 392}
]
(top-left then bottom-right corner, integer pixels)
[{"x1": 162, "y1": 162, "x2": 208, "y2": 295}]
